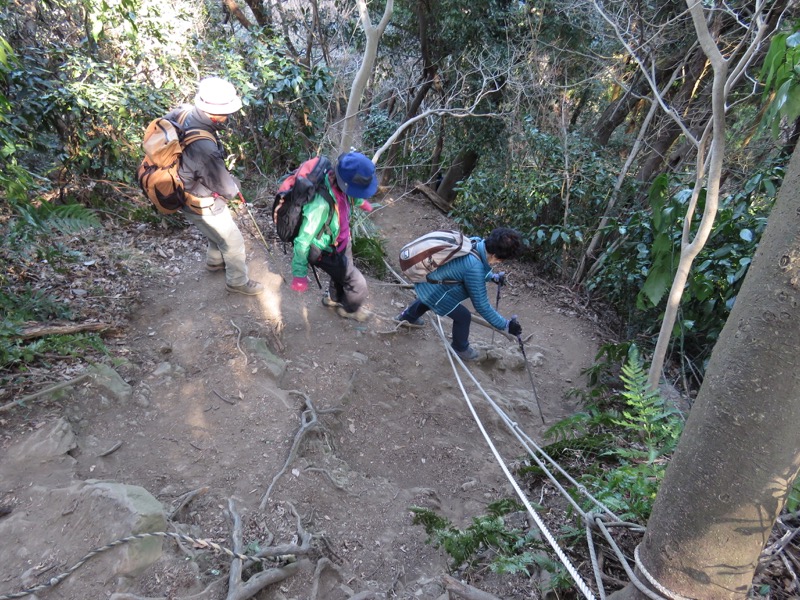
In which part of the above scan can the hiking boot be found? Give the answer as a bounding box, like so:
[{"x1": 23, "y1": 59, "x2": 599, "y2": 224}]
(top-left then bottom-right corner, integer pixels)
[
  {"x1": 206, "y1": 261, "x2": 225, "y2": 272},
  {"x1": 336, "y1": 306, "x2": 371, "y2": 322},
  {"x1": 322, "y1": 294, "x2": 342, "y2": 308},
  {"x1": 393, "y1": 312, "x2": 425, "y2": 328},
  {"x1": 453, "y1": 345, "x2": 479, "y2": 361},
  {"x1": 226, "y1": 280, "x2": 264, "y2": 296}
]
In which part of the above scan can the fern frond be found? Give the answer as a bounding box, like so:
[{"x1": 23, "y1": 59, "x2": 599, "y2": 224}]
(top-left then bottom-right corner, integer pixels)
[{"x1": 11, "y1": 201, "x2": 100, "y2": 235}]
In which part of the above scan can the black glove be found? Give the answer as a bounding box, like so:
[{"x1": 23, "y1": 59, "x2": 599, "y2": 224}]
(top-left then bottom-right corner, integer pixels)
[
  {"x1": 507, "y1": 317, "x2": 522, "y2": 337},
  {"x1": 490, "y1": 271, "x2": 506, "y2": 286}
]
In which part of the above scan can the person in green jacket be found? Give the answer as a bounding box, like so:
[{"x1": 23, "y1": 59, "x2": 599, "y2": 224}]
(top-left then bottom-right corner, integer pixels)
[{"x1": 289, "y1": 152, "x2": 377, "y2": 321}]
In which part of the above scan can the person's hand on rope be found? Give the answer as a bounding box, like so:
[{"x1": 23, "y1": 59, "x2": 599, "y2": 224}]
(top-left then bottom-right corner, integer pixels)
[
  {"x1": 360, "y1": 200, "x2": 373, "y2": 213},
  {"x1": 507, "y1": 316, "x2": 522, "y2": 337},
  {"x1": 291, "y1": 277, "x2": 308, "y2": 292},
  {"x1": 491, "y1": 271, "x2": 506, "y2": 286}
]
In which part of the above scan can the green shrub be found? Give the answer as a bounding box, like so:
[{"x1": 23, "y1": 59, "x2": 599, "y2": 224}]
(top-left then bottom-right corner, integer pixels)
[
  {"x1": 543, "y1": 345, "x2": 684, "y2": 523},
  {"x1": 451, "y1": 128, "x2": 623, "y2": 272}
]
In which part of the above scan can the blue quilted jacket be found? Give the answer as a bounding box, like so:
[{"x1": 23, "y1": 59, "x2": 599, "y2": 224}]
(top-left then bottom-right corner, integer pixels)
[{"x1": 414, "y1": 238, "x2": 509, "y2": 331}]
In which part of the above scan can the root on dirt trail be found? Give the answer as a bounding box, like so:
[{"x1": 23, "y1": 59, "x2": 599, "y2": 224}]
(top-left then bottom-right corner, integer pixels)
[
  {"x1": 224, "y1": 498, "x2": 313, "y2": 600},
  {"x1": 441, "y1": 574, "x2": 503, "y2": 600},
  {"x1": 259, "y1": 391, "x2": 344, "y2": 510}
]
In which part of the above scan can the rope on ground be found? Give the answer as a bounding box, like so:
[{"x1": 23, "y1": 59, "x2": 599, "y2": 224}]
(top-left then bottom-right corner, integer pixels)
[
  {"x1": 0, "y1": 531, "x2": 294, "y2": 600},
  {"x1": 432, "y1": 316, "x2": 598, "y2": 600},
  {"x1": 430, "y1": 315, "x2": 680, "y2": 599}
]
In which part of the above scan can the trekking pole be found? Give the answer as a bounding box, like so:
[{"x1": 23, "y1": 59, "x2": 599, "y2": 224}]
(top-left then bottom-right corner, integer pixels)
[
  {"x1": 516, "y1": 333, "x2": 545, "y2": 424},
  {"x1": 490, "y1": 274, "x2": 504, "y2": 345},
  {"x1": 237, "y1": 192, "x2": 272, "y2": 255},
  {"x1": 310, "y1": 265, "x2": 323, "y2": 289}
]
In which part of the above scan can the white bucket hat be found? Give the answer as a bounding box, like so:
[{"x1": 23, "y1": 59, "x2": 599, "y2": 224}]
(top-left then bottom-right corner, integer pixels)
[{"x1": 194, "y1": 77, "x2": 242, "y2": 115}]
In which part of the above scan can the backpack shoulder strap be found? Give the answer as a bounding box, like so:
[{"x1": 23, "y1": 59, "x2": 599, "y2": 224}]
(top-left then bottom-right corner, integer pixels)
[
  {"x1": 182, "y1": 130, "x2": 217, "y2": 146},
  {"x1": 317, "y1": 177, "x2": 337, "y2": 240},
  {"x1": 176, "y1": 108, "x2": 217, "y2": 147}
]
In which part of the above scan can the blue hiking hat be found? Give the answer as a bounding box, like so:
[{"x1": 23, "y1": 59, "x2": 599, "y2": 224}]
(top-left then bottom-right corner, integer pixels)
[{"x1": 335, "y1": 152, "x2": 378, "y2": 198}]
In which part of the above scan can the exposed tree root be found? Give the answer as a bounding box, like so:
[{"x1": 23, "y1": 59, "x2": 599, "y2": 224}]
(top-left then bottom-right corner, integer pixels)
[
  {"x1": 225, "y1": 498, "x2": 313, "y2": 600},
  {"x1": 259, "y1": 391, "x2": 342, "y2": 510},
  {"x1": 442, "y1": 574, "x2": 503, "y2": 600},
  {"x1": 310, "y1": 557, "x2": 343, "y2": 599},
  {"x1": 167, "y1": 486, "x2": 209, "y2": 520}
]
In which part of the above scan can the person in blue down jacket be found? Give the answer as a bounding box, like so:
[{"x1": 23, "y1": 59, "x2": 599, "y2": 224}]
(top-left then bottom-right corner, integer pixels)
[{"x1": 394, "y1": 227, "x2": 524, "y2": 361}]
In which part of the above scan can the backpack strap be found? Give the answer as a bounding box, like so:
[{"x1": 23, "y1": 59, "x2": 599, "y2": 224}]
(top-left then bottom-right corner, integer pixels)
[
  {"x1": 176, "y1": 108, "x2": 218, "y2": 148},
  {"x1": 317, "y1": 179, "x2": 338, "y2": 245},
  {"x1": 425, "y1": 240, "x2": 480, "y2": 285},
  {"x1": 183, "y1": 130, "x2": 217, "y2": 146}
]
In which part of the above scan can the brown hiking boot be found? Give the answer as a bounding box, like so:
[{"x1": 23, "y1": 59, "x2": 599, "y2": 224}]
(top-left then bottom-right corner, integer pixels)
[
  {"x1": 226, "y1": 280, "x2": 264, "y2": 296},
  {"x1": 336, "y1": 306, "x2": 371, "y2": 322},
  {"x1": 206, "y1": 261, "x2": 225, "y2": 272},
  {"x1": 322, "y1": 293, "x2": 342, "y2": 308}
]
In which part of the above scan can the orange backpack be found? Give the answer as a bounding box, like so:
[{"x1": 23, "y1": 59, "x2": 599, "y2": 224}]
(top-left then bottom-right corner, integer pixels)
[{"x1": 136, "y1": 110, "x2": 216, "y2": 214}]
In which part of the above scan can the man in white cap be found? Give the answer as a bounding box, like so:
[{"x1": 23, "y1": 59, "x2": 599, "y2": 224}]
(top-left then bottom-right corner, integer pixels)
[{"x1": 164, "y1": 76, "x2": 263, "y2": 295}]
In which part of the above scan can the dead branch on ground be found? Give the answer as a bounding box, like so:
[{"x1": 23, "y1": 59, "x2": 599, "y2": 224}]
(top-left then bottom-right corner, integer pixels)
[
  {"x1": 15, "y1": 321, "x2": 112, "y2": 340},
  {"x1": 0, "y1": 373, "x2": 91, "y2": 413}
]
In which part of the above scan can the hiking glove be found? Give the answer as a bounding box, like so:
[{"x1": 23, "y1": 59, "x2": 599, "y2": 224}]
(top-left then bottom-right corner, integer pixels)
[
  {"x1": 507, "y1": 317, "x2": 522, "y2": 337},
  {"x1": 491, "y1": 271, "x2": 506, "y2": 285},
  {"x1": 291, "y1": 277, "x2": 309, "y2": 292},
  {"x1": 360, "y1": 200, "x2": 373, "y2": 213}
]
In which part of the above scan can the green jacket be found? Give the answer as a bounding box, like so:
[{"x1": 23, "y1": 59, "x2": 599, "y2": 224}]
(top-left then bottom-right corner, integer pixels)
[{"x1": 291, "y1": 175, "x2": 367, "y2": 277}]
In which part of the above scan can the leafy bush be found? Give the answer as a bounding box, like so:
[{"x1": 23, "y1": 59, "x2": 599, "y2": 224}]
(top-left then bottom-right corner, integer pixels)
[
  {"x1": 451, "y1": 128, "x2": 624, "y2": 271},
  {"x1": 586, "y1": 165, "x2": 779, "y2": 377}
]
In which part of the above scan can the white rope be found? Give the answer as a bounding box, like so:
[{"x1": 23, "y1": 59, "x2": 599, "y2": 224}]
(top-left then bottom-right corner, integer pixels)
[
  {"x1": 634, "y1": 545, "x2": 693, "y2": 600},
  {"x1": 433, "y1": 316, "x2": 598, "y2": 600},
  {"x1": 592, "y1": 518, "x2": 667, "y2": 600}
]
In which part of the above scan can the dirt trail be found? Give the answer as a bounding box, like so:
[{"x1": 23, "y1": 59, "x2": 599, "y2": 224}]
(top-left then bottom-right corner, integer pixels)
[{"x1": 0, "y1": 191, "x2": 602, "y2": 599}]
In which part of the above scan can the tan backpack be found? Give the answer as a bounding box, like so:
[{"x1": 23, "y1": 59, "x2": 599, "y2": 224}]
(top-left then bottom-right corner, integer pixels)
[{"x1": 136, "y1": 110, "x2": 216, "y2": 214}]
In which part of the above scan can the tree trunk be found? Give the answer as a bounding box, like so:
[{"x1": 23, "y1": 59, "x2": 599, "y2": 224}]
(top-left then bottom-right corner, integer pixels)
[
  {"x1": 242, "y1": 0, "x2": 272, "y2": 32},
  {"x1": 611, "y1": 139, "x2": 800, "y2": 599},
  {"x1": 339, "y1": 0, "x2": 394, "y2": 155},
  {"x1": 635, "y1": 47, "x2": 710, "y2": 183},
  {"x1": 379, "y1": 1, "x2": 437, "y2": 185},
  {"x1": 436, "y1": 148, "x2": 479, "y2": 204}
]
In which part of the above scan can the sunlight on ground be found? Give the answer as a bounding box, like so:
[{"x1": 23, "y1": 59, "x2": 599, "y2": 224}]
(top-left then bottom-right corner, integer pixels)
[{"x1": 254, "y1": 271, "x2": 284, "y2": 324}]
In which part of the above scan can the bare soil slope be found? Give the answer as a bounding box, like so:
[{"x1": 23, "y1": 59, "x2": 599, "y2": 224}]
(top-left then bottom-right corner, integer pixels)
[{"x1": 0, "y1": 190, "x2": 603, "y2": 600}]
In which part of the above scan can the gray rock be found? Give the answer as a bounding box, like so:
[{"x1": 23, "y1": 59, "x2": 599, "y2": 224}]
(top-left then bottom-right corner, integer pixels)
[
  {"x1": 88, "y1": 364, "x2": 133, "y2": 402},
  {"x1": 243, "y1": 336, "x2": 286, "y2": 379}
]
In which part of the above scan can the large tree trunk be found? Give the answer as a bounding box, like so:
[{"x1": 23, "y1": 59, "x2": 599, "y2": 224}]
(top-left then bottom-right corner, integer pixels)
[{"x1": 610, "y1": 139, "x2": 800, "y2": 599}]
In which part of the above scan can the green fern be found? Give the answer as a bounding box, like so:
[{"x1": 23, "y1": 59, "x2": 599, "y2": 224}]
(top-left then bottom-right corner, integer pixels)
[
  {"x1": 352, "y1": 234, "x2": 387, "y2": 278},
  {"x1": 411, "y1": 504, "x2": 537, "y2": 571},
  {"x1": 613, "y1": 346, "x2": 682, "y2": 455},
  {"x1": 11, "y1": 200, "x2": 100, "y2": 237}
]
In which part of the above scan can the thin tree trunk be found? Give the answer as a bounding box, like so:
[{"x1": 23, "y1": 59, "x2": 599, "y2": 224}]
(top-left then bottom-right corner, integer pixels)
[
  {"x1": 644, "y1": 0, "x2": 771, "y2": 389},
  {"x1": 339, "y1": 0, "x2": 394, "y2": 155}
]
